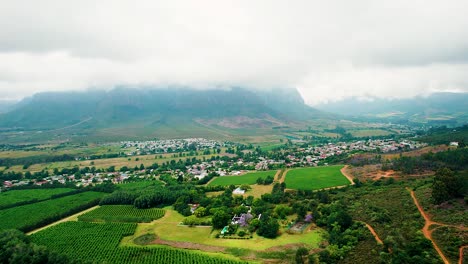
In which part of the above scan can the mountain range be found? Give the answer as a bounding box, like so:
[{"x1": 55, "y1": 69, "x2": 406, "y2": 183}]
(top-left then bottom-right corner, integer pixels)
[
  {"x1": 315, "y1": 92, "x2": 468, "y2": 126},
  {"x1": 0, "y1": 87, "x2": 332, "y2": 142},
  {"x1": 0, "y1": 88, "x2": 466, "y2": 143}
]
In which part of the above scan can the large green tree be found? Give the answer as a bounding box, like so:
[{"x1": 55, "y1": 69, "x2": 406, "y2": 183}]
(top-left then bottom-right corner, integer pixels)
[{"x1": 431, "y1": 167, "x2": 463, "y2": 204}]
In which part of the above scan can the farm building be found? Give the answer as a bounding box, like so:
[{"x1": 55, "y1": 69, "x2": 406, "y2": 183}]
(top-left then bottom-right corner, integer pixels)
[{"x1": 232, "y1": 187, "x2": 245, "y2": 195}]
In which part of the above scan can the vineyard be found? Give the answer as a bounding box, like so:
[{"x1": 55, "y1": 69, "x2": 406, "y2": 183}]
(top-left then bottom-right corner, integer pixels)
[
  {"x1": 0, "y1": 188, "x2": 74, "y2": 209},
  {"x1": 0, "y1": 191, "x2": 104, "y2": 232},
  {"x1": 31, "y1": 221, "x2": 245, "y2": 264},
  {"x1": 117, "y1": 180, "x2": 163, "y2": 190},
  {"x1": 79, "y1": 205, "x2": 165, "y2": 223}
]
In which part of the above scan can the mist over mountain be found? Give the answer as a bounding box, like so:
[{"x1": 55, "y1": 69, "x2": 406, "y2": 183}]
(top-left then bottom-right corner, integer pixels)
[
  {"x1": 315, "y1": 92, "x2": 468, "y2": 126},
  {"x1": 0, "y1": 100, "x2": 18, "y2": 113},
  {"x1": 0, "y1": 87, "x2": 329, "y2": 131}
]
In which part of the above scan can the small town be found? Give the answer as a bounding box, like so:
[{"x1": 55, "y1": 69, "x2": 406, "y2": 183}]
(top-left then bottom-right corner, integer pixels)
[{"x1": 2, "y1": 138, "x2": 427, "y2": 189}]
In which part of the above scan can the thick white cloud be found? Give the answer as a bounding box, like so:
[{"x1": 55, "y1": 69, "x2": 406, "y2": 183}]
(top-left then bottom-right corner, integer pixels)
[{"x1": 0, "y1": 0, "x2": 467, "y2": 103}]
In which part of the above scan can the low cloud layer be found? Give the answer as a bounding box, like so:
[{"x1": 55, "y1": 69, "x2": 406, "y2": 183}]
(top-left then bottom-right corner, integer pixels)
[{"x1": 1, "y1": 0, "x2": 467, "y2": 104}]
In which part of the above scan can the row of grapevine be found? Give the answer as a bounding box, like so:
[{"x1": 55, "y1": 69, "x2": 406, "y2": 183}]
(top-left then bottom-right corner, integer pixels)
[
  {"x1": 0, "y1": 191, "x2": 104, "y2": 232},
  {"x1": 0, "y1": 188, "x2": 75, "y2": 209},
  {"x1": 78, "y1": 205, "x2": 165, "y2": 223},
  {"x1": 31, "y1": 221, "x2": 245, "y2": 263}
]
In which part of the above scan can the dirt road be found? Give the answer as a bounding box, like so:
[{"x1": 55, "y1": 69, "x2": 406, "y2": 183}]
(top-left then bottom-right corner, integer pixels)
[
  {"x1": 278, "y1": 169, "x2": 289, "y2": 183},
  {"x1": 340, "y1": 165, "x2": 355, "y2": 185},
  {"x1": 364, "y1": 223, "x2": 383, "y2": 244},
  {"x1": 460, "y1": 246, "x2": 468, "y2": 264},
  {"x1": 408, "y1": 188, "x2": 450, "y2": 264}
]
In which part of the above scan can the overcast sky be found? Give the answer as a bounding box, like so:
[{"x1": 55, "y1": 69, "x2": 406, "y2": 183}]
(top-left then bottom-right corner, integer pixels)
[{"x1": 1, "y1": 0, "x2": 468, "y2": 105}]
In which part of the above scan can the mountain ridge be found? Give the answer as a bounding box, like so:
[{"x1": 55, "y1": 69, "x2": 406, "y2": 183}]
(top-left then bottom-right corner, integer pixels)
[
  {"x1": 0, "y1": 87, "x2": 328, "y2": 131},
  {"x1": 315, "y1": 92, "x2": 468, "y2": 126}
]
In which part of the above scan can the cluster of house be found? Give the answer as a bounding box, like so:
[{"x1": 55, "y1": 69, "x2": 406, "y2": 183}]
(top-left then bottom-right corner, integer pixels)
[
  {"x1": 295, "y1": 139, "x2": 427, "y2": 165},
  {"x1": 2, "y1": 138, "x2": 428, "y2": 189},
  {"x1": 121, "y1": 138, "x2": 222, "y2": 155},
  {"x1": 2, "y1": 171, "x2": 144, "y2": 189}
]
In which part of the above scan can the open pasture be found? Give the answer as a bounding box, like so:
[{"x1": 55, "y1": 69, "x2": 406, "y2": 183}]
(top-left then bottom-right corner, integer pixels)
[
  {"x1": 284, "y1": 165, "x2": 349, "y2": 190},
  {"x1": 31, "y1": 221, "x2": 244, "y2": 264},
  {"x1": 208, "y1": 170, "x2": 278, "y2": 186},
  {"x1": 79, "y1": 205, "x2": 165, "y2": 223}
]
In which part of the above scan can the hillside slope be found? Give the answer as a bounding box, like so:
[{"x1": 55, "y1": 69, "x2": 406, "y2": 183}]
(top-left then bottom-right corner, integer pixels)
[
  {"x1": 315, "y1": 92, "x2": 468, "y2": 126},
  {"x1": 0, "y1": 87, "x2": 331, "y2": 141}
]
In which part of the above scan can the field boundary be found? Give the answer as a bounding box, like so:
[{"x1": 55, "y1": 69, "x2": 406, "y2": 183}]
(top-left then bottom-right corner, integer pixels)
[{"x1": 340, "y1": 165, "x2": 355, "y2": 185}]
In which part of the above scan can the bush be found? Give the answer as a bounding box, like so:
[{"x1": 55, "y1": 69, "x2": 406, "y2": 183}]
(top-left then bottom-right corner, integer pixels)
[{"x1": 238, "y1": 230, "x2": 246, "y2": 237}]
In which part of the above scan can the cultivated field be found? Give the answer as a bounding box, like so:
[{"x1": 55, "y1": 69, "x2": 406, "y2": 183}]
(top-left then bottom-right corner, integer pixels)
[
  {"x1": 5, "y1": 151, "x2": 230, "y2": 173},
  {"x1": 117, "y1": 180, "x2": 163, "y2": 190},
  {"x1": 0, "y1": 188, "x2": 74, "y2": 209},
  {"x1": 284, "y1": 165, "x2": 349, "y2": 190},
  {"x1": 79, "y1": 205, "x2": 165, "y2": 223},
  {"x1": 0, "y1": 191, "x2": 104, "y2": 232},
  {"x1": 208, "y1": 170, "x2": 278, "y2": 186},
  {"x1": 349, "y1": 129, "x2": 392, "y2": 137},
  {"x1": 31, "y1": 221, "x2": 244, "y2": 264}
]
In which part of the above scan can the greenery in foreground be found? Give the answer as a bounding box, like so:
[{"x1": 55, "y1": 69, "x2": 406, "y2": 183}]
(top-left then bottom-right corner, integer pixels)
[
  {"x1": 31, "y1": 221, "x2": 244, "y2": 264},
  {"x1": 0, "y1": 229, "x2": 77, "y2": 264},
  {"x1": 334, "y1": 182, "x2": 442, "y2": 264}
]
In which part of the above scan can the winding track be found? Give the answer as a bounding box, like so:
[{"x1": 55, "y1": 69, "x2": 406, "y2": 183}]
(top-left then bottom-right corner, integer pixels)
[
  {"x1": 407, "y1": 188, "x2": 467, "y2": 264},
  {"x1": 364, "y1": 223, "x2": 383, "y2": 244}
]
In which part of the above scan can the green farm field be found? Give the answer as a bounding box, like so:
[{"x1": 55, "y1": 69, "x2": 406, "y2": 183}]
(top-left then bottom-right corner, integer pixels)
[
  {"x1": 78, "y1": 205, "x2": 165, "y2": 223},
  {"x1": 284, "y1": 165, "x2": 349, "y2": 190},
  {"x1": 31, "y1": 221, "x2": 244, "y2": 264},
  {"x1": 0, "y1": 188, "x2": 74, "y2": 209},
  {"x1": 208, "y1": 170, "x2": 278, "y2": 186},
  {"x1": 117, "y1": 180, "x2": 163, "y2": 190},
  {"x1": 0, "y1": 191, "x2": 104, "y2": 232}
]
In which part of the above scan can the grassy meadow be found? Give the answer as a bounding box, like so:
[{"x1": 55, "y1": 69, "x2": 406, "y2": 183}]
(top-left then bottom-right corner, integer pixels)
[
  {"x1": 284, "y1": 165, "x2": 349, "y2": 190},
  {"x1": 125, "y1": 207, "x2": 324, "y2": 252}
]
